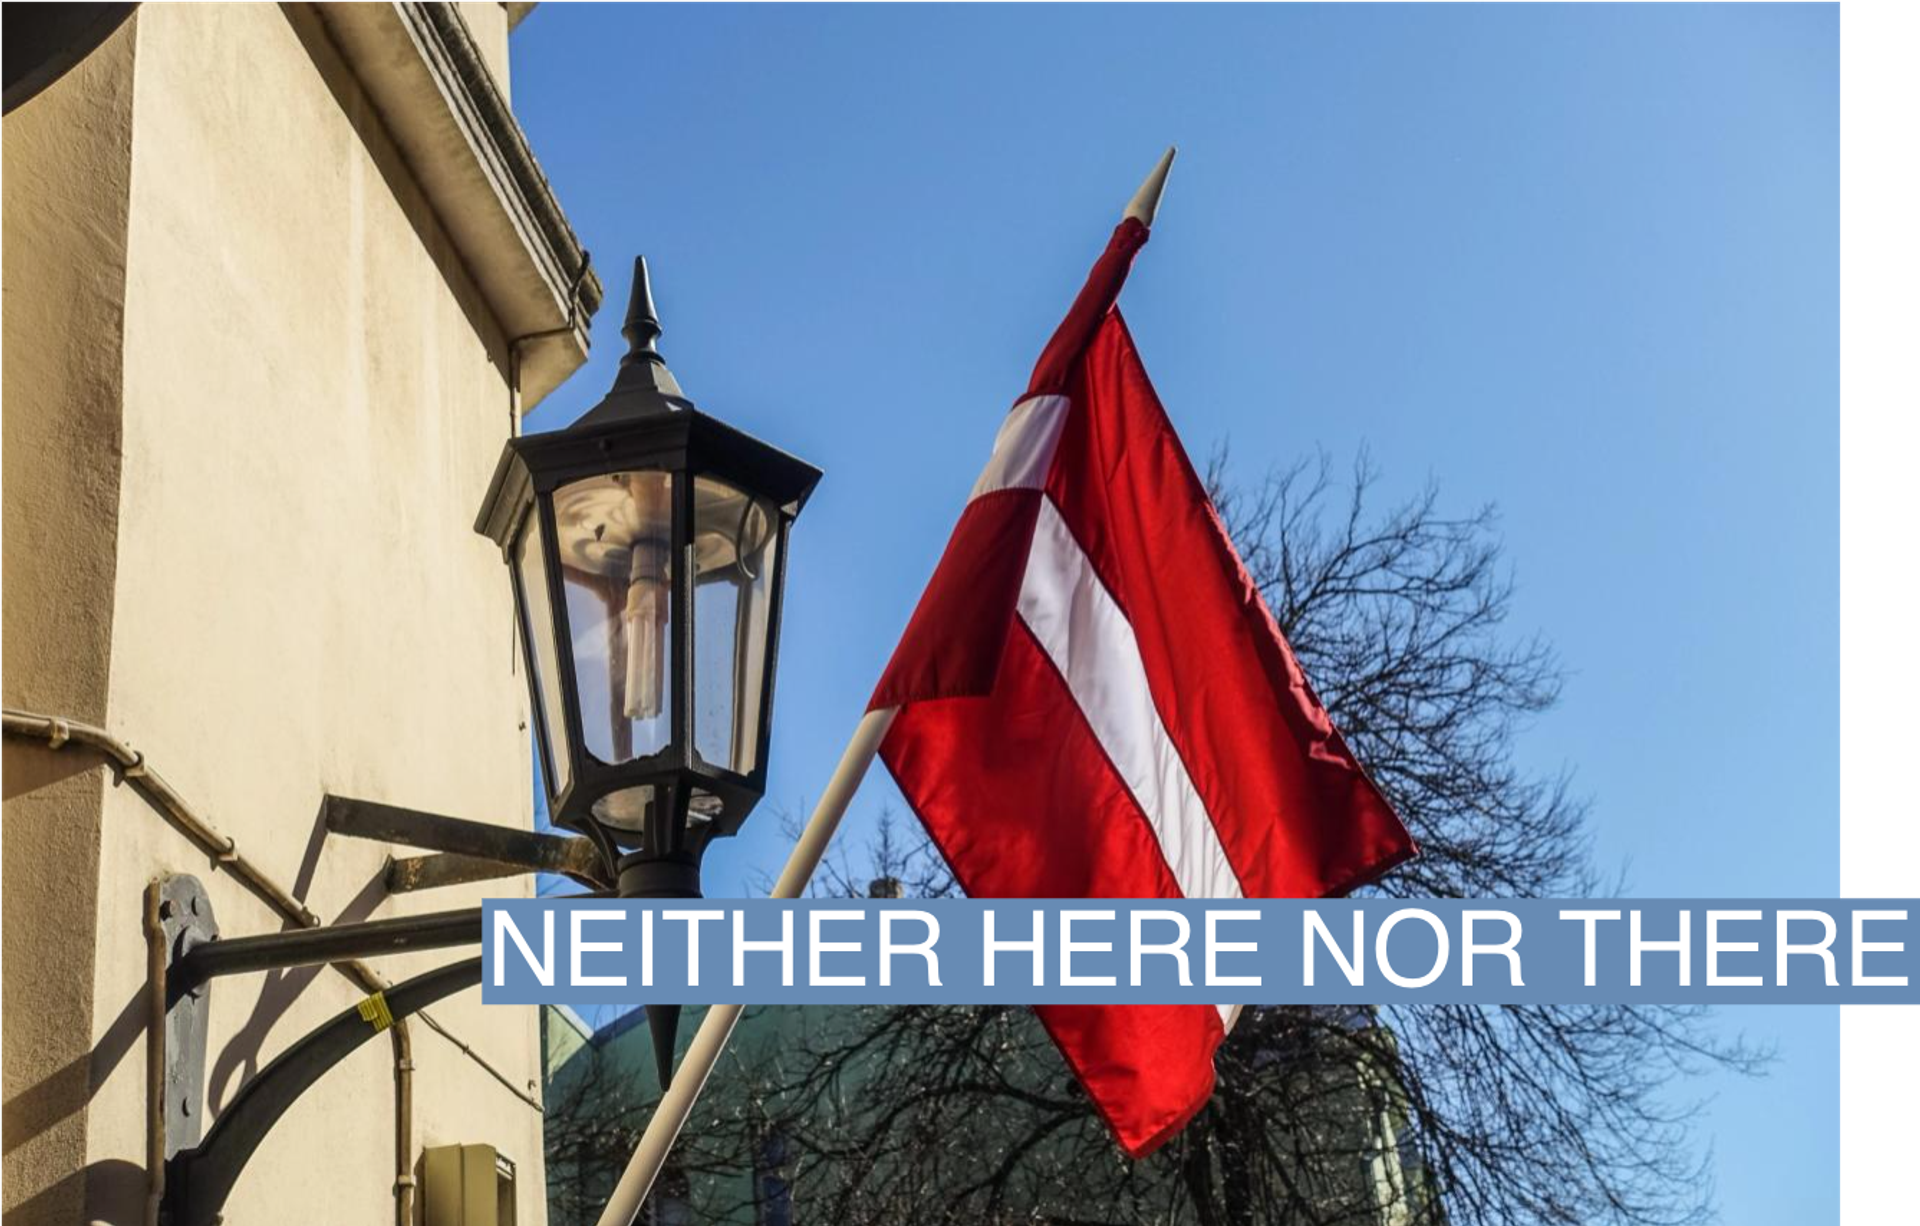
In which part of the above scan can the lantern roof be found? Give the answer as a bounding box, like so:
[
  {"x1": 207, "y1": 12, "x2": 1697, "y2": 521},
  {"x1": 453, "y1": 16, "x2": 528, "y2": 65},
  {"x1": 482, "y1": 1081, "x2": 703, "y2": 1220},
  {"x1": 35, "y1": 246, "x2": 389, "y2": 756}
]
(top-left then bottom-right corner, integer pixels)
[
  {"x1": 574, "y1": 256, "x2": 693, "y2": 427},
  {"x1": 473, "y1": 256, "x2": 821, "y2": 550}
]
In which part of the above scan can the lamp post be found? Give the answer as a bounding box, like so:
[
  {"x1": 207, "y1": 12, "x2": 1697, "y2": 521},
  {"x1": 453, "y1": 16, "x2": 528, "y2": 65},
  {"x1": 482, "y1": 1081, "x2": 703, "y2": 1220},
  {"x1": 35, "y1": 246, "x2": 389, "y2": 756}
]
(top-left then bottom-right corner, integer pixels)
[{"x1": 475, "y1": 256, "x2": 821, "y2": 1083}]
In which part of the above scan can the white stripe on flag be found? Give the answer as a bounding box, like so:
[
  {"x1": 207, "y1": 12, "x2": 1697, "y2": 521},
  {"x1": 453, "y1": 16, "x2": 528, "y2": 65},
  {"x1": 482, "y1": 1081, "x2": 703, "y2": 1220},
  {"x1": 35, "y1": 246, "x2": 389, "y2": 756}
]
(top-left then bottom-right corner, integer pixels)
[
  {"x1": 1018, "y1": 499, "x2": 1244, "y2": 1027},
  {"x1": 1017, "y1": 499, "x2": 1247, "y2": 903},
  {"x1": 971, "y1": 394, "x2": 1071, "y2": 498}
]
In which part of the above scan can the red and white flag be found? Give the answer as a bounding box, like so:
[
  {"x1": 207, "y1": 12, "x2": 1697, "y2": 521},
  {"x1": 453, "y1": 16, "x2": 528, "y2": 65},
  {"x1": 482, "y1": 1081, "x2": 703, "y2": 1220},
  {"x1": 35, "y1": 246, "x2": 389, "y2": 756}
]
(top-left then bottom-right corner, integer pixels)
[{"x1": 870, "y1": 215, "x2": 1416, "y2": 1157}]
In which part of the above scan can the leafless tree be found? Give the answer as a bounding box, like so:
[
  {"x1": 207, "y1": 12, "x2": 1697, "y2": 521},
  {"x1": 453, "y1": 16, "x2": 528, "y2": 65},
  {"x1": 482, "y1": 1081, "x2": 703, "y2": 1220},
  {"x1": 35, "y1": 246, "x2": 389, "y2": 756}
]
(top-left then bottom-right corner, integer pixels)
[{"x1": 544, "y1": 450, "x2": 1764, "y2": 1226}]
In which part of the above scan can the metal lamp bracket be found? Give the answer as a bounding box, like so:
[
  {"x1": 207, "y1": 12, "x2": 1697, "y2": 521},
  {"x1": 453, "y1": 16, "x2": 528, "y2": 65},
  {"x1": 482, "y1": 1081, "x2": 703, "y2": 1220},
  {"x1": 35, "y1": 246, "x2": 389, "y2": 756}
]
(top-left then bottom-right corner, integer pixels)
[{"x1": 158, "y1": 874, "x2": 218, "y2": 1158}]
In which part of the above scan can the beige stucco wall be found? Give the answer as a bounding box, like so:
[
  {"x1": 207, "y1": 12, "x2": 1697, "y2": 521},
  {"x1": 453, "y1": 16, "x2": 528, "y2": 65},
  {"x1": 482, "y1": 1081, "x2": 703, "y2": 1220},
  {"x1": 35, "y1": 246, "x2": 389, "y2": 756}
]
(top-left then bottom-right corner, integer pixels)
[
  {"x1": 6, "y1": 3, "x2": 561, "y2": 1223},
  {"x1": 1, "y1": 14, "x2": 141, "y2": 1221}
]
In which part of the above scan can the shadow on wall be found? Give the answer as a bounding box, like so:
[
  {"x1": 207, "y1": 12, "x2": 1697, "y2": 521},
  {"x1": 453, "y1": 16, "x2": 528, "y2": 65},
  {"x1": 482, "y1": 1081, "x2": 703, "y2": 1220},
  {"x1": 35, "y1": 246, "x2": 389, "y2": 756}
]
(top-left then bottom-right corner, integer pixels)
[
  {"x1": 4, "y1": 1158, "x2": 142, "y2": 1226},
  {"x1": 1, "y1": 738, "x2": 95, "y2": 801},
  {"x1": 1, "y1": 744, "x2": 107, "y2": 1226},
  {"x1": 203, "y1": 805, "x2": 391, "y2": 1115}
]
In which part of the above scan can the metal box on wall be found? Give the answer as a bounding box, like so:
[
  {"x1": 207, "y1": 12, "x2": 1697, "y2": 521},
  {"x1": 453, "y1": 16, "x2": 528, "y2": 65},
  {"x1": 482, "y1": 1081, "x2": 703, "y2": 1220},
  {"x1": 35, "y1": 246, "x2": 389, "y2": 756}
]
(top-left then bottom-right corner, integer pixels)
[{"x1": 423, "y1": 1144, "x2": 517, "y2": 1226}]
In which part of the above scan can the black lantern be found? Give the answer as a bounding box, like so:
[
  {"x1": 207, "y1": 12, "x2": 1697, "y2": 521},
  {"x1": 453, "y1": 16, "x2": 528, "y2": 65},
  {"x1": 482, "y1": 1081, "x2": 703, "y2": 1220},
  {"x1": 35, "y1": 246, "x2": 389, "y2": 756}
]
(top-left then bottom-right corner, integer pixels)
[{"x1": 476, "y1": 257, "x2": 821, "y2": 903}]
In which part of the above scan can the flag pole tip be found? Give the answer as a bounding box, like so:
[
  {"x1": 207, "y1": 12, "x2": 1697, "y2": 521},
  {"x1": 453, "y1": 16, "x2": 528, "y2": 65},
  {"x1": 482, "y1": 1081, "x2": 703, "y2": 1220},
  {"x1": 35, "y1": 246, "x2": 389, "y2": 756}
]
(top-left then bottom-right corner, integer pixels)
[{"x1": 1122, "y1": 146, "x2": 1178, "y2": 227}]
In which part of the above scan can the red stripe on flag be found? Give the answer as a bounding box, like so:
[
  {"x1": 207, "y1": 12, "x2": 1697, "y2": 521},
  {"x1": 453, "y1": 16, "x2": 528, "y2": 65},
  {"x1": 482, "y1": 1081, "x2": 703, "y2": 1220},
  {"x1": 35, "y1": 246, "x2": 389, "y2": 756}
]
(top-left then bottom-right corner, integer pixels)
[
  {"x1": 871, "y1": 490, "x2": 1042, "y2": 709},
  {"x1": 1033, "y1": 1002, "x2": 1222, "y2": 1160},
  {"x1": 1044, "y1": 313, "x2": 1415, "y2": 900}
]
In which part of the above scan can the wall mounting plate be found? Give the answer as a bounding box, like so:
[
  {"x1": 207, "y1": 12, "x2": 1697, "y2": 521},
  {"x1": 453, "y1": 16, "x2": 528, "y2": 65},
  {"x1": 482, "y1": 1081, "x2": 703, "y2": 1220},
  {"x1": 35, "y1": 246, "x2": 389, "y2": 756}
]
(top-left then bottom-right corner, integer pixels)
[{"x1": 159, "y1": 874, "x2": 218, "y2": 1158}]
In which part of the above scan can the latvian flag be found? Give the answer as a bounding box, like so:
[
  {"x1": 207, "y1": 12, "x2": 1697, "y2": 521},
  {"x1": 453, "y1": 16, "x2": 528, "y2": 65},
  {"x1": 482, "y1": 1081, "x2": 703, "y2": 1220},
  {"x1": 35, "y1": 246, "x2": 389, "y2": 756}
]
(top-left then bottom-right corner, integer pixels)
[{"x1": 870, "y1": 215, "x2": 1417, "y2": 1157}]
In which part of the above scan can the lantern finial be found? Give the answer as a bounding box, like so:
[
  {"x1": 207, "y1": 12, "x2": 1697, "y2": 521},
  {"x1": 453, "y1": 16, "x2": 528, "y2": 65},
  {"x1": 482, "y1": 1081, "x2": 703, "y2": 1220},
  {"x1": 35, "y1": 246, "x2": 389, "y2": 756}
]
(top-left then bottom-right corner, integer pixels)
[
  {"x1": 577, "y1": 256, "x2": 688, "y2": 425},
  {"x1": 621, "y1": 256, "x2": 664, "y2": 364}
]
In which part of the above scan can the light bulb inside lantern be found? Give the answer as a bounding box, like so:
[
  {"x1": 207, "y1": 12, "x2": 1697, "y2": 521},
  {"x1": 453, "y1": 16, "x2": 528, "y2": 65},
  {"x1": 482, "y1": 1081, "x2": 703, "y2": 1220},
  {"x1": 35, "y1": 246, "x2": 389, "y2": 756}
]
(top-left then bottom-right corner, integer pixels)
[
  {"x1": 615, "y1": 471, "x2": 672, "y2": 723},
  {"x1": 553, "y1": 470, "x2": 676, "y2": 767},
  {"x1": 622, "y1": 543, "x2": 668, "y2": 722}
]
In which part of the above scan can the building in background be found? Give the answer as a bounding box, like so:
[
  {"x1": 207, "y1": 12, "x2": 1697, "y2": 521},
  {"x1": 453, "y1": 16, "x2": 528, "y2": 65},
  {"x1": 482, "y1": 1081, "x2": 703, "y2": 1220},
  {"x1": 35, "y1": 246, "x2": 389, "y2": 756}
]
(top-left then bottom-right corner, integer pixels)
[
  {"x1": 542, "y1": 1006, "x2": 664, "y2": 1224},
  {"x1": 3, "y1": 5, "x2": 600, "y2": 1223},
  {"x1": 543, "y1": 1004, "x2": 798, "y2": 1226},
  {"x1": 541, "y1": 999, "x2": 1447, "y2": 1224}
]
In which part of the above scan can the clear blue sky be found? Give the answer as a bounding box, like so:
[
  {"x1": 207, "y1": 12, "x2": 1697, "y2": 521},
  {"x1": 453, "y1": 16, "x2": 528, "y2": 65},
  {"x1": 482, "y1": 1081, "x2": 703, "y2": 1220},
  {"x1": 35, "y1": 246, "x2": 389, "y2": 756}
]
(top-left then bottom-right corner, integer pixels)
[{"x1": 512, "y1": 5, "x2": 1837, "y2": 1222}]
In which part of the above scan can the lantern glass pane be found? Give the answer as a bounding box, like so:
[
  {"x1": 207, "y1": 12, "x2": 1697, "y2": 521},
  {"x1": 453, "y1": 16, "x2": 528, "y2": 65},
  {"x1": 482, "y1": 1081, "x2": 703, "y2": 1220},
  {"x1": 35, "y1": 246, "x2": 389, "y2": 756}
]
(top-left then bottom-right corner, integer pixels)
[
  {"x1": 513, "y1": 514, "x2": 571, "y2": 792},
  {"x1": 553, "y1": 470, "x2": 676, "y2": 771},
  {"x1": 692, "y1": 475, "x2": 780, "y2": 775}
]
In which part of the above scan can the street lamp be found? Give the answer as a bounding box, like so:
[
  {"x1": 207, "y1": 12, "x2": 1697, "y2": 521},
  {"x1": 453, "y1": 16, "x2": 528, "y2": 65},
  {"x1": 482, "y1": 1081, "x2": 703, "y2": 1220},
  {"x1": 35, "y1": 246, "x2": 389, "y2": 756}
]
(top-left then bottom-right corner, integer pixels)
[
  {"x1": 476, "y1": 255, "x2": 821, "y2": 1088},
  {"x1": 112, "y1": 258, "x2": 823, "y2": 1220},
  {"x1": 475, "y1": 255, "x2": 821, "y2": 900}
]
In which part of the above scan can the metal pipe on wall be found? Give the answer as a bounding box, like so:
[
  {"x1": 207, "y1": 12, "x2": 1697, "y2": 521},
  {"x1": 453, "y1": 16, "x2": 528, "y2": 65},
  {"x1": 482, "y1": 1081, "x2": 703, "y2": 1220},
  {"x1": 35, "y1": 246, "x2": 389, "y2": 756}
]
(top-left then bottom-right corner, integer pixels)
[
  {"x1": 144, "y1": 882, "x2": 167, "y2": 1226},
  {"x1": 392, "y1": 1022, "x2": 414, "y2": 1226}
]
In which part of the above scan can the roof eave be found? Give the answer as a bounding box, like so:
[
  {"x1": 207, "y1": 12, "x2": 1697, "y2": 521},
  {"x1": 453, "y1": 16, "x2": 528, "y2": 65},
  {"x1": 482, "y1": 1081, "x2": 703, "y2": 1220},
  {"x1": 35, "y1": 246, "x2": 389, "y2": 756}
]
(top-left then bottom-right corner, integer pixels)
[{"x1": 312, "y1": 1, "x2": 602, "y2": 410}]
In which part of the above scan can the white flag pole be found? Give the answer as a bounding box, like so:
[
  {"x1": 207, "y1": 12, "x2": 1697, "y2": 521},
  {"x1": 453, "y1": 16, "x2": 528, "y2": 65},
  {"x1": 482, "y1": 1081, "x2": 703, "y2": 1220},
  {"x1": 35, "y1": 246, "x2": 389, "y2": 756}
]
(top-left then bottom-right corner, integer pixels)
[
  {"x1": 592, "y1": 707, "x2": 897, "y2": 1226},
  {"x1": 592, "y1": 146, "x2": 1177, "y2": 1226}
]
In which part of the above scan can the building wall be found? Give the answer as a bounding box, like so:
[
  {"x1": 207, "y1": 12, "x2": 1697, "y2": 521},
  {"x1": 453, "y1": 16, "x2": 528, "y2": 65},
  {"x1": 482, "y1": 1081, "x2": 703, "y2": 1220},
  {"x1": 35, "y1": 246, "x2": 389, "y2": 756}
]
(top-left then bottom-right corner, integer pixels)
[
  {"x1": 0, "y1": 14, "x2": 141, "y2": 1221},
  {"x1": 6, "y1": 4, "x2": 561, "y2": 1223},
  {"x1": 461, "y1": 2, "x2": 515, "y2": 101}
]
